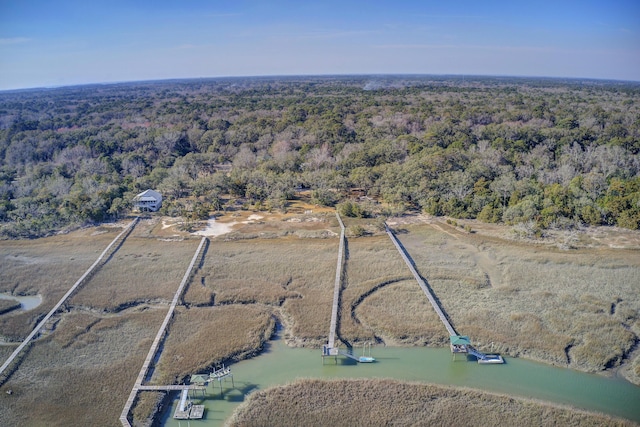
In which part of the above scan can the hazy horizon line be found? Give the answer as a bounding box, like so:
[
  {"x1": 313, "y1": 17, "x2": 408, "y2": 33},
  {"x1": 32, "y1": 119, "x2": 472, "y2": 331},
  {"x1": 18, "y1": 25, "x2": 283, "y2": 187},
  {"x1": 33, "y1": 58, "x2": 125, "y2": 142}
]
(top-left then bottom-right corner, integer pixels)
[{"x1": 2, "y1": 72, "x2": 639, "y2": 94}]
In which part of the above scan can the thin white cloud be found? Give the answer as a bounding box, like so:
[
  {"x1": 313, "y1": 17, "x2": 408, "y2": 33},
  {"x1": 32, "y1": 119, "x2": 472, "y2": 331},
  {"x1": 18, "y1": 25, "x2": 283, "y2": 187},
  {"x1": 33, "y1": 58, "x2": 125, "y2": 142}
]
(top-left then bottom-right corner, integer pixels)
[{"x1": 0, "y1": 37, "x2": 31, "y2": 45}]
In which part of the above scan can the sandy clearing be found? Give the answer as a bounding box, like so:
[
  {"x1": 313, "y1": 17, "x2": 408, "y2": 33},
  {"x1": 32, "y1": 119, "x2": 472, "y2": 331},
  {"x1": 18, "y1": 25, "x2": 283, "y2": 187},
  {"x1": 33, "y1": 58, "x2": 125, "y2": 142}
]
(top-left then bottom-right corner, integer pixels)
[
  {"x1": 161, "y1": 220, "x2": 179, "y2": 230},
  {"x1": 192, "y1": 218, "x2": 238, "y2": 237}
]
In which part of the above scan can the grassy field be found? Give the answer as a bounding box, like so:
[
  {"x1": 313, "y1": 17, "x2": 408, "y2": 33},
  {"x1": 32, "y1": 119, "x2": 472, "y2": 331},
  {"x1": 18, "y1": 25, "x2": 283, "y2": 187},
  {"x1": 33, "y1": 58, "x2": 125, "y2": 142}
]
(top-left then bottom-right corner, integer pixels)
[
  {"x1": 0, "y1": 307, "x2": 167, "y2": 427},
  {"x1": 390, "y1": 219, "x2": 640, "y2": 382},
  {"x1": 1, "y1": 213, "x2": 639, "y2": 426},
  {"x1": 228, "y1": 379, "x2": 634, "y2": 427},
  {"x1": 151, "y1": 305, "x2": 275, "y2": 385},
  {"x1": 190, "y1": 236, "x2": 338, "y2": 346},
  {"x1": 69, "y1": 234, "x2": 200, "y2": 311},
  {"x1": 0, "y1": 226, "x2": 120, "y2": 340},
  {"x1": 337, "y1": 234, "x2": 429, "y2": 345},
  {"x1": 0, "y1": 299, "x2": 21, "y2": 315}
]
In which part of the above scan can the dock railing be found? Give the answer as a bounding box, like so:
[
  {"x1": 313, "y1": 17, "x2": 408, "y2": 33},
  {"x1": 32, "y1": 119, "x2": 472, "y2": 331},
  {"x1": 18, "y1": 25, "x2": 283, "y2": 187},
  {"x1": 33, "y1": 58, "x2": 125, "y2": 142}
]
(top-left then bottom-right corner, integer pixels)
[
  {"x1": 119, "y1": 236, "x2": 208, "y2": 427},
  {"x1": 327, "y1": 212, "x2": 345, "y2": 353},
  {"x1": 0, "y1": 217, "x2": 139, "y2": 383},
  {"x1": 385, "y1": 223, "x2": 457, "y2": 337}
]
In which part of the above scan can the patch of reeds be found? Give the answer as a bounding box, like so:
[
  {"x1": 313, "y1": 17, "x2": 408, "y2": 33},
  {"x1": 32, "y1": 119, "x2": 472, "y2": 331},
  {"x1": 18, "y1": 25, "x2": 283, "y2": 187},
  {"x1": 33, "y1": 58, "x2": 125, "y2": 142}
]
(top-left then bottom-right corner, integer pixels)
[
  {"x1": 355, "y1": 280, "x2": 450, "y2": 345},
  {"x1": 132, "y1": 391, "x2": 165, "y2": 427},
  {"x1": 70, "y1": 236, "x2": 201, "y2": 311},
  {"x1": 194, "y1": 238, "x2": 337, "y2": 345},
  {"x1": 0, "y1": 228, "x2": 120, "y2": 340},
  {"x1": 339, "y1": 235, "x2": 445, "y2": 345},
  {"x1": 0, "y1": 307, "x2": 166, "y2": 426},
  {"x1": 151, "y1": 305, "x2": 275, "y2": 385},
  {"x1": 0, "y1": 300, "x2": 21, "y2": 315},
  {"x1": 393, "y1": 224, "x2": 640, "y2": 377},
  {"x1": 228, "y1": 379, "x2": 633, "y2": 427}
]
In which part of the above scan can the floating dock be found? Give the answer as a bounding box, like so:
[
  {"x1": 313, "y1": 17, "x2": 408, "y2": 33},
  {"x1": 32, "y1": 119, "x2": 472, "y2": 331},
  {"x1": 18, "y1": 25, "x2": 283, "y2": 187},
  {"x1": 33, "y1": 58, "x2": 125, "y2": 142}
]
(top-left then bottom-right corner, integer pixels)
[
  {"x1": 173, "y1": 389, "x2": 204, "y2": 420},
  {"x1": 119, "y1": 237, "x2": 209, "y2": 427}
]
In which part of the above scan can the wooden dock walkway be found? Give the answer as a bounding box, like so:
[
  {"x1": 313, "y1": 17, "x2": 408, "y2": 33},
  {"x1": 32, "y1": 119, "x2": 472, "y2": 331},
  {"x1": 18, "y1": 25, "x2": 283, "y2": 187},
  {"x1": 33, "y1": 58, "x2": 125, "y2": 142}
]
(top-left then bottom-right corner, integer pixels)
[
  {"x1": 0, "y1": 217, "x2": 139, "y2": 381},
  {"x1": 327, "y1": 212, "x2": 345, "y2": 354},
  {"x1": 137, "y1": 385, "x2": 206, "y2": 391},
  {"x1": 385, "y1": 224, "x2": 457, "y2": 337},
  {"x1": 119, "y1": 236, "x2": 208, "y2": 427}
]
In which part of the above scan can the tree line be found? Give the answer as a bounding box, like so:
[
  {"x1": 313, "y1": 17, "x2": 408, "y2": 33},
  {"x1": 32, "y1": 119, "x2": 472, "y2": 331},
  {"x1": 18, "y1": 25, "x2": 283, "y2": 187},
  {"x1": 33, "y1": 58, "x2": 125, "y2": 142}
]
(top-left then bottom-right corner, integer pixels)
[{"x1": 0, "y1": 76, "x2": 639, "y2": 238}]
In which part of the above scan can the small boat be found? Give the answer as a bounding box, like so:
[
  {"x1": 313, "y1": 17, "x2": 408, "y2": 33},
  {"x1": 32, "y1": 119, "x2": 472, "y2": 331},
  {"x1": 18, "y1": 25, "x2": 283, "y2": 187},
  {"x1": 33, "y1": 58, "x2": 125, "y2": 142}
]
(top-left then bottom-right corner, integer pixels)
[
  {"x1": 478, "y1": 354, "x2": 504, "y2": 364},
  {"x1": 357, "y1": 341, "x2": 375, "y2": 363}
]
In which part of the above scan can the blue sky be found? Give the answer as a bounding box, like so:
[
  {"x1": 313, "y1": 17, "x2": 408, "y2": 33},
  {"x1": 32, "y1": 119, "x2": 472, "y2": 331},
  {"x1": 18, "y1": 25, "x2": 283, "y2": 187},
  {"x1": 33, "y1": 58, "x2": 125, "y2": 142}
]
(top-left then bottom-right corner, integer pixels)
[{"x1": 1, "y1": 0, "x2": 639, "y2": 90}]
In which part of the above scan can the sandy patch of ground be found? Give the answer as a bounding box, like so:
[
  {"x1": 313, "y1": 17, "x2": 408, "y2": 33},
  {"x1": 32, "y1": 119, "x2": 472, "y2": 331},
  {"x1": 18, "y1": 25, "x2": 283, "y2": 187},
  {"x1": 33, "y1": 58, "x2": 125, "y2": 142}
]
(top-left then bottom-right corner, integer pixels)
[
  {"x1": 193, "y1": 218, "x2": 239, "y2": 237},
  {"x1": 161, "y1": 219, "x2": 179, "y2": 230}
]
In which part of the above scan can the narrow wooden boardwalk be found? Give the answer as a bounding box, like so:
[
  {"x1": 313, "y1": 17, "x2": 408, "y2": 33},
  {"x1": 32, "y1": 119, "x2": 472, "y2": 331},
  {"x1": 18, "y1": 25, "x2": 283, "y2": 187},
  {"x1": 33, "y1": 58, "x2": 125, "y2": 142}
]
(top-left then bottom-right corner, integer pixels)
[
  {"x1": 327, "y1": 212, "x2": 345, "y2": 353},
  {"x1": 137, "y1": 385, "x2": 206, "y2": 391},
  {"x1": 385, "y1": 224, "x2": 457, "y2": 337},
  {"x1": 119, "y1": 236, "x2": 207, "y2": 427},
  {"x1": 0, "y1": 217, "x2": 139, "y2": 380}
]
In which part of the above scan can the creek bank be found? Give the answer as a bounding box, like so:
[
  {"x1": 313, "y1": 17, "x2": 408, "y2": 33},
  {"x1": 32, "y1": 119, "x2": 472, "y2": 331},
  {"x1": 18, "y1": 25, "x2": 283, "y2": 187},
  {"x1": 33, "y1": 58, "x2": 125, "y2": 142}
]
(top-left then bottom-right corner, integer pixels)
[{"x1": 0, "y1": 293, "x2": 43, "y2": 311}]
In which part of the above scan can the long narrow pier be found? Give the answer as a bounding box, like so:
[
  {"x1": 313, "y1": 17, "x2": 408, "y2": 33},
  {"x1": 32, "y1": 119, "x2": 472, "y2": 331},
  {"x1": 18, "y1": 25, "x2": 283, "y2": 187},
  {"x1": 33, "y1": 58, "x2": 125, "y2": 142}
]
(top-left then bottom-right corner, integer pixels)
[
  {"x1": 0, "y1": 217, "x2": 139, "y2": 380},
  {"x1": 385, "y1": 224, "x2": 457, "y2": 337},
  {"x1": 326, "y1": 212, "x2": 345, "y2": 354},
  {"x1": 119, "y1": 236, "x2": 208, "y2": 427},
  {"x1": 137, "y1": 385, "x2": 206, "y2": 391}
]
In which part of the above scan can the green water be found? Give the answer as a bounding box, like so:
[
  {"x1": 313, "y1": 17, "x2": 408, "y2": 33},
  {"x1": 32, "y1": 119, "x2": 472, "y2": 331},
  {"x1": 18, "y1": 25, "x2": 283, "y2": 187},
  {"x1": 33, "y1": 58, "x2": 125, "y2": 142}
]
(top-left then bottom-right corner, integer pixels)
[{"x1": 161, "y1": 337, "x2": 640, "y2": 426}]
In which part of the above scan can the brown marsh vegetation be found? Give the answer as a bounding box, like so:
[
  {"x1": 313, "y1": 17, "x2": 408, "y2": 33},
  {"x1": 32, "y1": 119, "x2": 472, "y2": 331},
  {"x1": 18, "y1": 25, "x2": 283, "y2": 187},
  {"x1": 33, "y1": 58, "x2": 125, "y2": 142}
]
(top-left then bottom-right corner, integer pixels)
[
  {"x1": 229, "y1": 379, "x2": 634, "y2": 427},
  {"x1": 337, "y1": 233, "x2": 442, "y2": 345},
  {"x1": 152, "y1": 305, "x2": 275, "y2": 385},
  {"x1": 188, "y1": 235, "x2": 338, "y2": 346},
  {"x1": 69, "y1": 234, "x2": 200, "y2": 311},
  {"x1": 0, "y1": 227, "x2": 120, "y2": 340},
  {"x1": 1, "y1": 214, "x2": 639, "y2": 426},
  {"x1": 0, "y1": 307, "x2": 167, "y2": 427},
  {"x1": 389, "y1": 219, "x2": 640, "y2": 383}
]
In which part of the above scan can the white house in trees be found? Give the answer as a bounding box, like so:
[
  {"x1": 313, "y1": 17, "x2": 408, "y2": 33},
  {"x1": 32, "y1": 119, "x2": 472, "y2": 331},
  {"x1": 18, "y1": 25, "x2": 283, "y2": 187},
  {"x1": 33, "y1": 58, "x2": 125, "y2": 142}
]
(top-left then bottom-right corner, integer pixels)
[{"x1": 133, "y1": 189, "x2": 162, "y2": 212}]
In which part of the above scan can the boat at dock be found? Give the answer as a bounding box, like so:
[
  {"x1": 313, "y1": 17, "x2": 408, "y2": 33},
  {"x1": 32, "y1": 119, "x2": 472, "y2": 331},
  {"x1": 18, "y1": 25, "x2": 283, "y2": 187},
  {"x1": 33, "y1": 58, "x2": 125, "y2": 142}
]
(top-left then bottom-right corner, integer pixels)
[{"x1": 478, "y1": 354, "x2": 504, "y2": 364}]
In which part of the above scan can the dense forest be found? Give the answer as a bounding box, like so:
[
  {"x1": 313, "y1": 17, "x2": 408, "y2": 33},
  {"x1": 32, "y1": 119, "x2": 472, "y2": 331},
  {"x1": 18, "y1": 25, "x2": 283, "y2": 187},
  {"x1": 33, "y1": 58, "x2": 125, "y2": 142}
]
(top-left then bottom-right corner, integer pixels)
[{"x1": 1, "y1": 75, "x2": 639, "y2": 238}]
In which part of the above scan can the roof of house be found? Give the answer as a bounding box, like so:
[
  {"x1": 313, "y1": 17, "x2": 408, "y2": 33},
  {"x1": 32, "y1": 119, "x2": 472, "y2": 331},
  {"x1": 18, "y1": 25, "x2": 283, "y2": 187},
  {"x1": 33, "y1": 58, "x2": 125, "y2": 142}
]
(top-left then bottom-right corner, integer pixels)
[
  {"x1": 450, "y1": 335, "x2": 471, "y2": 345},
  {"x1": 134, "y1": 189, "x2": 162, "y2": 201}
]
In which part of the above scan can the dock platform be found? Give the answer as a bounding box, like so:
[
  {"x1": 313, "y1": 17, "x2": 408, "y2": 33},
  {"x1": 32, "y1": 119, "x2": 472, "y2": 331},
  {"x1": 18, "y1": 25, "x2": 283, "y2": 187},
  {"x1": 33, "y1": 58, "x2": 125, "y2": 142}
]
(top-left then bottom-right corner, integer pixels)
[
  {"x1": 386, "y1": 223, "x2": 504, "y2": 365},
  {"x1": 173, "y1": 389, "x2": 205, "y2": 420}
]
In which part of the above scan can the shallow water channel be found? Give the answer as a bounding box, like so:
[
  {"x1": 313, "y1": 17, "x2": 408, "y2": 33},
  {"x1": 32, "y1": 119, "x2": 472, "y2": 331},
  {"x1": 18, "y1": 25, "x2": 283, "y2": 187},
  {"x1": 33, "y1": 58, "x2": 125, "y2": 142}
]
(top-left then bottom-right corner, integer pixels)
[
  {"x1": 0, "y1": 293, "x2": 42, "y2": 310},
  {"x1": 160, "y1": 333, "x2": 640, "y2": 426}
]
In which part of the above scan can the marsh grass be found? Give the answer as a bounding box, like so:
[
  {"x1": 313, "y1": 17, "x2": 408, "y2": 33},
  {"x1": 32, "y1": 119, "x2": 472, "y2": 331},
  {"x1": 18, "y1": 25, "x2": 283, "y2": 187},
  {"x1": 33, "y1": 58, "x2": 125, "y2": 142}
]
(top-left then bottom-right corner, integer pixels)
[
  {"x1": 193, "y1": 238, "x2": 337, "y2": 345},
  {"x1": 0, "y1": 307, "x2": 166, "y2": 427},
  {"x1": 132, "y1": 391, "x2": 165, "y2": 427},
  {"x1": 70, "y1": 236, "x2": 200, "y2": 311},
  {"x1": 0, "y1": 228, "x2": 120, "y2": 340},
  {"x1": 394, "y1": 224, "x2": 640, "y2": 376},
  {"x1": 355, "y1": 280, "x2": 450, "y2": 345},
  {"x1": 338, "y1": 235, "x2": 418, "y2": 343},
  {"x1": 2, "y1": 217, "x2": 639, "y2": 426},
  {"x1": 0, "y1": 300, "x2": 21, "y2": 315},
  {"x1": 152, "y1": 305, "x2": 274, "y2": 385},
  {"x1": 228, "y1": 379, "x2": 633, "y2": 427}
]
